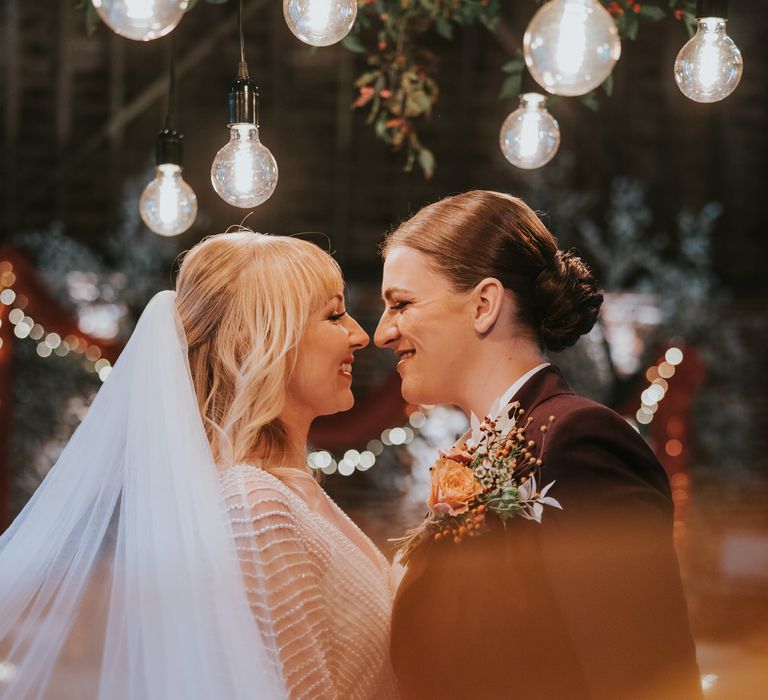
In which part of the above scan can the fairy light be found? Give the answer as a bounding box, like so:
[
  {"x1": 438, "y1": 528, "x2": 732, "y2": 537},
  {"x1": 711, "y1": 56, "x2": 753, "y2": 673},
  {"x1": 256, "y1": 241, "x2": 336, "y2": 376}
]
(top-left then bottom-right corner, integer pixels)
[
  {"x1": 0, "y1": 260, "x2": 112, "y2": 382},
  {"x1": 634, "y1": 347, "x2": 684, "y2": 427},
  {"x1": 308, "y1": 413, "x2": 420, "y2": 476}
]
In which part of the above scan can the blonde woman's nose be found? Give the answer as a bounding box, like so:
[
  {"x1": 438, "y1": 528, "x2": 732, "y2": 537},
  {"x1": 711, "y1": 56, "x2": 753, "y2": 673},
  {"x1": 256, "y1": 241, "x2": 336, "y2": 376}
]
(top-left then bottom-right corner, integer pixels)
[{"x1": 346, "y1": 314, "x2": 370, "y2": 351}]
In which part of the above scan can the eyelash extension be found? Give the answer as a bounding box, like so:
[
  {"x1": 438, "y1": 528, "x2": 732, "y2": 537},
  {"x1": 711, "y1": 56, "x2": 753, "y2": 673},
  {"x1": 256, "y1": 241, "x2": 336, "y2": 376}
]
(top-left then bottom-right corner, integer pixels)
[
  {"x1": 329, "y1": 311, "x2": 347, "y2": 321},
  {"x1": 390, "y1": 301, "x2": 410, "y2": 311}
]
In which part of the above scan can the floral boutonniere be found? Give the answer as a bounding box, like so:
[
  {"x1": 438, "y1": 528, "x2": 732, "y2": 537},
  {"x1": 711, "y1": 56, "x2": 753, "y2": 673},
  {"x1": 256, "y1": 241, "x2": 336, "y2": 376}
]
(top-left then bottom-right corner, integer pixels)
[{"x1": 395, "y1": 403, "x2": 561, "y2": 565}]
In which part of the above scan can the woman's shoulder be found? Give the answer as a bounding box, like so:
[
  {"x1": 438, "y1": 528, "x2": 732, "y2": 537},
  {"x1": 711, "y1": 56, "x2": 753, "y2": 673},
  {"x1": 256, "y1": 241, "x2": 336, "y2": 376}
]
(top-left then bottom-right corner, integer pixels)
[
  {"x1": 536, "y1": 392, "x2": 640, "y2": 442},
  {"x1": 532, "y1": 393, "x2": 671, "y2": 504},
  {"x1": 219, "y1": 464, "x2": 297, "y2": 513}
]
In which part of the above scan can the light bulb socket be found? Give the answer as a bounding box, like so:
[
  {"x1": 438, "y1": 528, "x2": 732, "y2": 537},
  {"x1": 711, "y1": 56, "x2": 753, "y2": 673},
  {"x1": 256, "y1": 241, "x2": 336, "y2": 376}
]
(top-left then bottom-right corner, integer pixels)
[
  {"x1": 155, "y1": 127, "x2": 184, "y2": 166},
  {"x1": 228, "y1": 75, "x2": 258, "y2": 126},
  {"x1": 520, "y1": 67, "x2": 543, "y2": 97},
  {"x1": 696, "y1": 0, "x2": 728, "y2": 18}
]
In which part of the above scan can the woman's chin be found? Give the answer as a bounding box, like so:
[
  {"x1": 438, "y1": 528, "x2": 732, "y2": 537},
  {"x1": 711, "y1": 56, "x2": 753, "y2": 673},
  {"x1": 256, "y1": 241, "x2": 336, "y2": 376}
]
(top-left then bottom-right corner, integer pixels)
[
  {"x1": 400, "y1": 376, "x2": 435, "y2": 407},
  {"x1": 333, "y1": 392, "x2": 355, "y2": 414}
]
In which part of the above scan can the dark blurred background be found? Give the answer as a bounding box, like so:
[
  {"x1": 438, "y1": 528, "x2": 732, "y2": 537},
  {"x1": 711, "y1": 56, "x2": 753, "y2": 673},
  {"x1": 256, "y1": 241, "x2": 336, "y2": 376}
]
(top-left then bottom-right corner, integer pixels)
[{"x1": 1, "y1": 1, "x2": 767, "y2": 697}]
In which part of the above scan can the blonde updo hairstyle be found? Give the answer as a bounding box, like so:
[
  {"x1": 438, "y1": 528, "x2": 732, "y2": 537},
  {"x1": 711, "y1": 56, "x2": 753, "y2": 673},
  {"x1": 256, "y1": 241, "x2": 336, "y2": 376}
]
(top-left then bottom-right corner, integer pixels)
[
  {"x1": 383, "y1": 190, "x2": 603, "y2": 352},
  {"x1": 175, "y1": 231, "x2": 342, "y2": 471}
]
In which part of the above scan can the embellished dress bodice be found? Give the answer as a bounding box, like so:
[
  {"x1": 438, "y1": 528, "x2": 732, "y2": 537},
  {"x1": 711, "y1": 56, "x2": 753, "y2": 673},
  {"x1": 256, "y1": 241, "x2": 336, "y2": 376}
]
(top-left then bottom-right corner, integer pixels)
[{"x1": 219, "y1": 464, "x2": 399, "y2": 700}]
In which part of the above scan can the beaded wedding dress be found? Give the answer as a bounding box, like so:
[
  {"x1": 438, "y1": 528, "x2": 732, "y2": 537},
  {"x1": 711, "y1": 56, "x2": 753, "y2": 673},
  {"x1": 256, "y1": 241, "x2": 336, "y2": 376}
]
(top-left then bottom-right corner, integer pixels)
[
  {"x1": 0, "y1": 291, "x2": 397, "y2": 700},
  {"x1": 220, "y1": 465, "x2": 398, "y2": 699}
]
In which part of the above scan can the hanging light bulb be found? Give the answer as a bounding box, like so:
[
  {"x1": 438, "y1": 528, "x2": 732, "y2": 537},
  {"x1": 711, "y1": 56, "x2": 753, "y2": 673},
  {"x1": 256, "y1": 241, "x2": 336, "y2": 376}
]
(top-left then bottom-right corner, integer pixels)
[
  {"x1": 92, "y1": 0, "x2": 188, "y2": 41},
  {"x1": 674, "y1": 1, "x2": 742, "y2": 103},
  {"x1": 211, "y1": 75, "x2": 278, "y2": 208},
  {"x1": 140, "y1": 129, "x2": 198, "y2": 236},
  {"x1": 139, "y1": 34, "x2": 197, "y2": 236},
  {"x1": 211, "y1": 0, "x2": 278, "y2": 208},
  {"x1": 499, "y1": 91, "x2": 560, "y2": 170},
  {"x1": 523, "y1": 0, "x2": 621, "y2": 97},
  {"x1": 283, "y1": 0, "x2": 357, "y2": 47}
]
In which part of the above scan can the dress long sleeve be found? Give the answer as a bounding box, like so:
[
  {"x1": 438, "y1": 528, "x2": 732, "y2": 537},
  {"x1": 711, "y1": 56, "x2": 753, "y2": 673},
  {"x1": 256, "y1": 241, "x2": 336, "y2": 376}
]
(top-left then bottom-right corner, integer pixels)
[{"x1": 223, "y1": 473, "x2": 334, "y2": 699}]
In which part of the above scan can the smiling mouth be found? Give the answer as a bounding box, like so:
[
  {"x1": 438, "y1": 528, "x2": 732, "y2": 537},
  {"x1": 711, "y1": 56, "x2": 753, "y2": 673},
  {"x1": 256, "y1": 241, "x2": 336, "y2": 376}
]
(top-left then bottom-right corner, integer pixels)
[
  {"x1": 397, "y1": 350, "x2": 415, "y2": 363},
  {"x1": 339, "y1": 358, "x2": 354, "y2": 379}
]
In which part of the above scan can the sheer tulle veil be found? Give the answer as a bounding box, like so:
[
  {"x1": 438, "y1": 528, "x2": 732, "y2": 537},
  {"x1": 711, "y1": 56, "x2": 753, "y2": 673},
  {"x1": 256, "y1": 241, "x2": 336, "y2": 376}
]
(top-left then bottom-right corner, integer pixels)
[{"x1": 0, "y1": 291, "x2": 286, "y2": 699}]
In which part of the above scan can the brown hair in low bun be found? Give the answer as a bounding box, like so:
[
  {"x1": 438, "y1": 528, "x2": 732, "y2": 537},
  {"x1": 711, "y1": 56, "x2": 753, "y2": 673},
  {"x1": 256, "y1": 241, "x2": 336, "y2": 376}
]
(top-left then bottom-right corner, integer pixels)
[
  {"x1": 535, "y1": 250, "x2": 603, "y2": 352},
  {"x1": 382, "y1": 190, "x2": 603, "y2": 352}
]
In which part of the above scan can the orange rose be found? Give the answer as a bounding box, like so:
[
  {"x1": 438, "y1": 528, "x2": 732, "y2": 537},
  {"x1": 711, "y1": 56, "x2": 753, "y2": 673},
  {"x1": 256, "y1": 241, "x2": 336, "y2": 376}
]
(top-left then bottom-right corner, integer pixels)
[{"x1": 427, "y1": 459, "x2": 483, "y2": 516}]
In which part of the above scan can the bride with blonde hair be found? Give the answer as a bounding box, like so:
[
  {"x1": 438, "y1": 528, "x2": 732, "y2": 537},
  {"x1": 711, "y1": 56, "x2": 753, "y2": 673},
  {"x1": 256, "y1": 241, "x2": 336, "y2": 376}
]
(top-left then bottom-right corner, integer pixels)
[{"x1": 0, "y1": 231, "x2": 398, "y2": 700}]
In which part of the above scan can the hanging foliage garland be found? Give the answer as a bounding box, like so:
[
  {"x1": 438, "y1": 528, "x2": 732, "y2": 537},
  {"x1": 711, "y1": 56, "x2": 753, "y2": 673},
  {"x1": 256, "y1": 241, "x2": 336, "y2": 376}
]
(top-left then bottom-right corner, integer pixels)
[{"x1": 343, "y1": 0, "x2": 698, "y2": 177}]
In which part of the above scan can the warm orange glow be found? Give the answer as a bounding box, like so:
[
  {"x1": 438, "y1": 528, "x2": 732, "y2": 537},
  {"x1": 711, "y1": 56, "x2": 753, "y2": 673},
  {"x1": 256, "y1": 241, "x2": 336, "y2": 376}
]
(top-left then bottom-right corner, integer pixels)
[
  {"x1": 0, "y1": 271, "x2": 16, "y2": 287},
  {"x1": 670, "y1": 472, "x2": 689, "y2": 487},
  {"x1": 672, "y1": 489, "x2": 689, "y2": 503},
  {"x1": 667, "y1": 416, "x2": 684, "y2": 437},
  {"x1": 665, "y1": 439, "x2": 683, "y2": 457},
  {"x1": 645, "y1": 366, "x2": 659, "y2": 382},
  {"x1": 658, "y1": 362, "x2": 676, "y2": 379}
]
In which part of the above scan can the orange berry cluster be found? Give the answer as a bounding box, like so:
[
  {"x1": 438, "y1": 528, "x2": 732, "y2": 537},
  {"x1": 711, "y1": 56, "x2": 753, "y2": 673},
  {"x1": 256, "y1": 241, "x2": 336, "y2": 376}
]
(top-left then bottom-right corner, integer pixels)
[{"x1": 434, "y1": 505, "x2": 487, "y2": 544}]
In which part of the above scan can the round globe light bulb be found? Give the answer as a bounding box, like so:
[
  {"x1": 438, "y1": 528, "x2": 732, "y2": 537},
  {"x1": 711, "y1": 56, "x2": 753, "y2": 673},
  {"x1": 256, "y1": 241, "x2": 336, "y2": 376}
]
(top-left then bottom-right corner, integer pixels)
[
  {"x1": 283, "y1": 0, "x2": 357, "y2": 47},
  {"x1": 499, "y1": 93, "x2": 561, "y2": 170},
  {"x1": 140, "y1": 163, "x2": 198, "y2": 236},
  {"x1": 211, "y1": 124, "x2": 278, "y2": 208},
  {"x1": 674, "y1": 17, "x2": 742, "y2": 103},
  {"x1": 523, "y1": 0, "x2": 621, "y2": 97},
  {"x1": 92, "y1": 0, "x2": 188, "y2": 41}
]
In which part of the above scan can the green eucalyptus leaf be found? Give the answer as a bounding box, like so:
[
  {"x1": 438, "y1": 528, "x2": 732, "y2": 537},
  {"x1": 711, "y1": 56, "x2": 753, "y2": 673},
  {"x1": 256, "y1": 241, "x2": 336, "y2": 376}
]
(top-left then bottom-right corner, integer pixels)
[
  {"x1": 342, "y1": 32, "x2": 367, "y2": 53},
  {"x1": 501, "y1": 58, "x2": 524, "y2": 74},
  {"x1": 374, "y1": 115, "x2": 389, "y2": 141},
  {"x1": 498, "y1": 74, "x2": 522, "y2": 100},
  {"x1": 639, "y1": 5, "x2": 666, "y2": 21},
  {"x1": 417, "y1": 147, "x2": 435, "y2": 179},
  {"x1": 435, "y1": 17, "x2": 454, "y2": 40},
  {"x1": 355, "y1": 70, "x2": 382, "y2": 87},
  {"x1": 626, "y1": 14, "x2": 639, "y2": 40},
  {"x1": 601, "y1": 73, "x2": 614, "y2": 97},
  {"x1": 85, "y1": 3, "x2": 100, "y2": 35},
  {"x1": 578, "y1": 91, "x2": 600, "y2": 112}
]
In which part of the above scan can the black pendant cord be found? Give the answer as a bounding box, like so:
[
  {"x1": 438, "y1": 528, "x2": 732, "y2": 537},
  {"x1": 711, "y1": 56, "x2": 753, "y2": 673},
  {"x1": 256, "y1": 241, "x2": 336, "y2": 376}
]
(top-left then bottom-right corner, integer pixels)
[
  {"x1": 156, "y1": 31, "x2": 183, "y2": 167},
  {"x1": 230, "y1": 0, "x2": 260, "y2": 129},
  {"x1": 238, "y1": 0, "x2": 248, "y2": 76},
  {"x1": 165, "y1": 31, "x2": 177, "y2": 130}
]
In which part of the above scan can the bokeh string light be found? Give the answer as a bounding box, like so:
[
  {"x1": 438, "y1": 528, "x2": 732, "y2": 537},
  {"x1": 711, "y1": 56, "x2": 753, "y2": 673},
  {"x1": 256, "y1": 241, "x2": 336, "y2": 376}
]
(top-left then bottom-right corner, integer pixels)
[
  {"x1": 633, "y1": 345, "x2": 690, "y2": 538},
  {"x1": 0, "y1": 261, "x2": 112, "y2": 382},
  {"x1": 635, "y1": 346, "x2": 684, "y2": 427},
  {"x1": 307, "y1": 408, "x2": 428, "y2": 477}
]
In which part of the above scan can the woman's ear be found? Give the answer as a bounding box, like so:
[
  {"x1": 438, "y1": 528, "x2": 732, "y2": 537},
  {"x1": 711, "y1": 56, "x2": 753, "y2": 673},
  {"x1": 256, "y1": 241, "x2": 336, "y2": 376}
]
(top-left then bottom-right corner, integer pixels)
[{"x1": 471, "y1": 278, "x2": 504, "y2": 334}]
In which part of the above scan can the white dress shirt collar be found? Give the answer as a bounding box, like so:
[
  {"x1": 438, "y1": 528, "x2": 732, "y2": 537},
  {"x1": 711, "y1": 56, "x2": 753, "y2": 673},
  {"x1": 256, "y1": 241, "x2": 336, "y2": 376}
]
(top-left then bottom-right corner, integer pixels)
[{"x1": 468, "y1": 363, "x2": 550, "y2": 446}]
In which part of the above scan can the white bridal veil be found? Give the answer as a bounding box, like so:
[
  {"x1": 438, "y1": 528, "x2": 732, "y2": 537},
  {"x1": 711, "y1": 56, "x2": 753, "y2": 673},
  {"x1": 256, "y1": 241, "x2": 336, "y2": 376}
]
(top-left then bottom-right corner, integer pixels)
[{"x1": 0, "y1": 291, "x2": 285, "y2": 699}]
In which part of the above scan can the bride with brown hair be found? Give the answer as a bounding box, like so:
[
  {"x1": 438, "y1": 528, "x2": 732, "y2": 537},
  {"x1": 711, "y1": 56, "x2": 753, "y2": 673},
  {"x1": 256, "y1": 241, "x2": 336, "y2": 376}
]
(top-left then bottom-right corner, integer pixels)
[
  {"x1": 376, "y1": 190, "x2": 702, "y2": 700},
  {"x1": 0, "y1": 231, "x2": 398, "y2": 699}
]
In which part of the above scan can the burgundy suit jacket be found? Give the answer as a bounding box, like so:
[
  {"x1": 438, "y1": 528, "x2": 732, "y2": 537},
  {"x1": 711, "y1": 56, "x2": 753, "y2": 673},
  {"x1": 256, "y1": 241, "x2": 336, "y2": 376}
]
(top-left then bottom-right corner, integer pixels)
[{"x1": 391, "y1": 366, "x2": 702, "y2": 700}]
